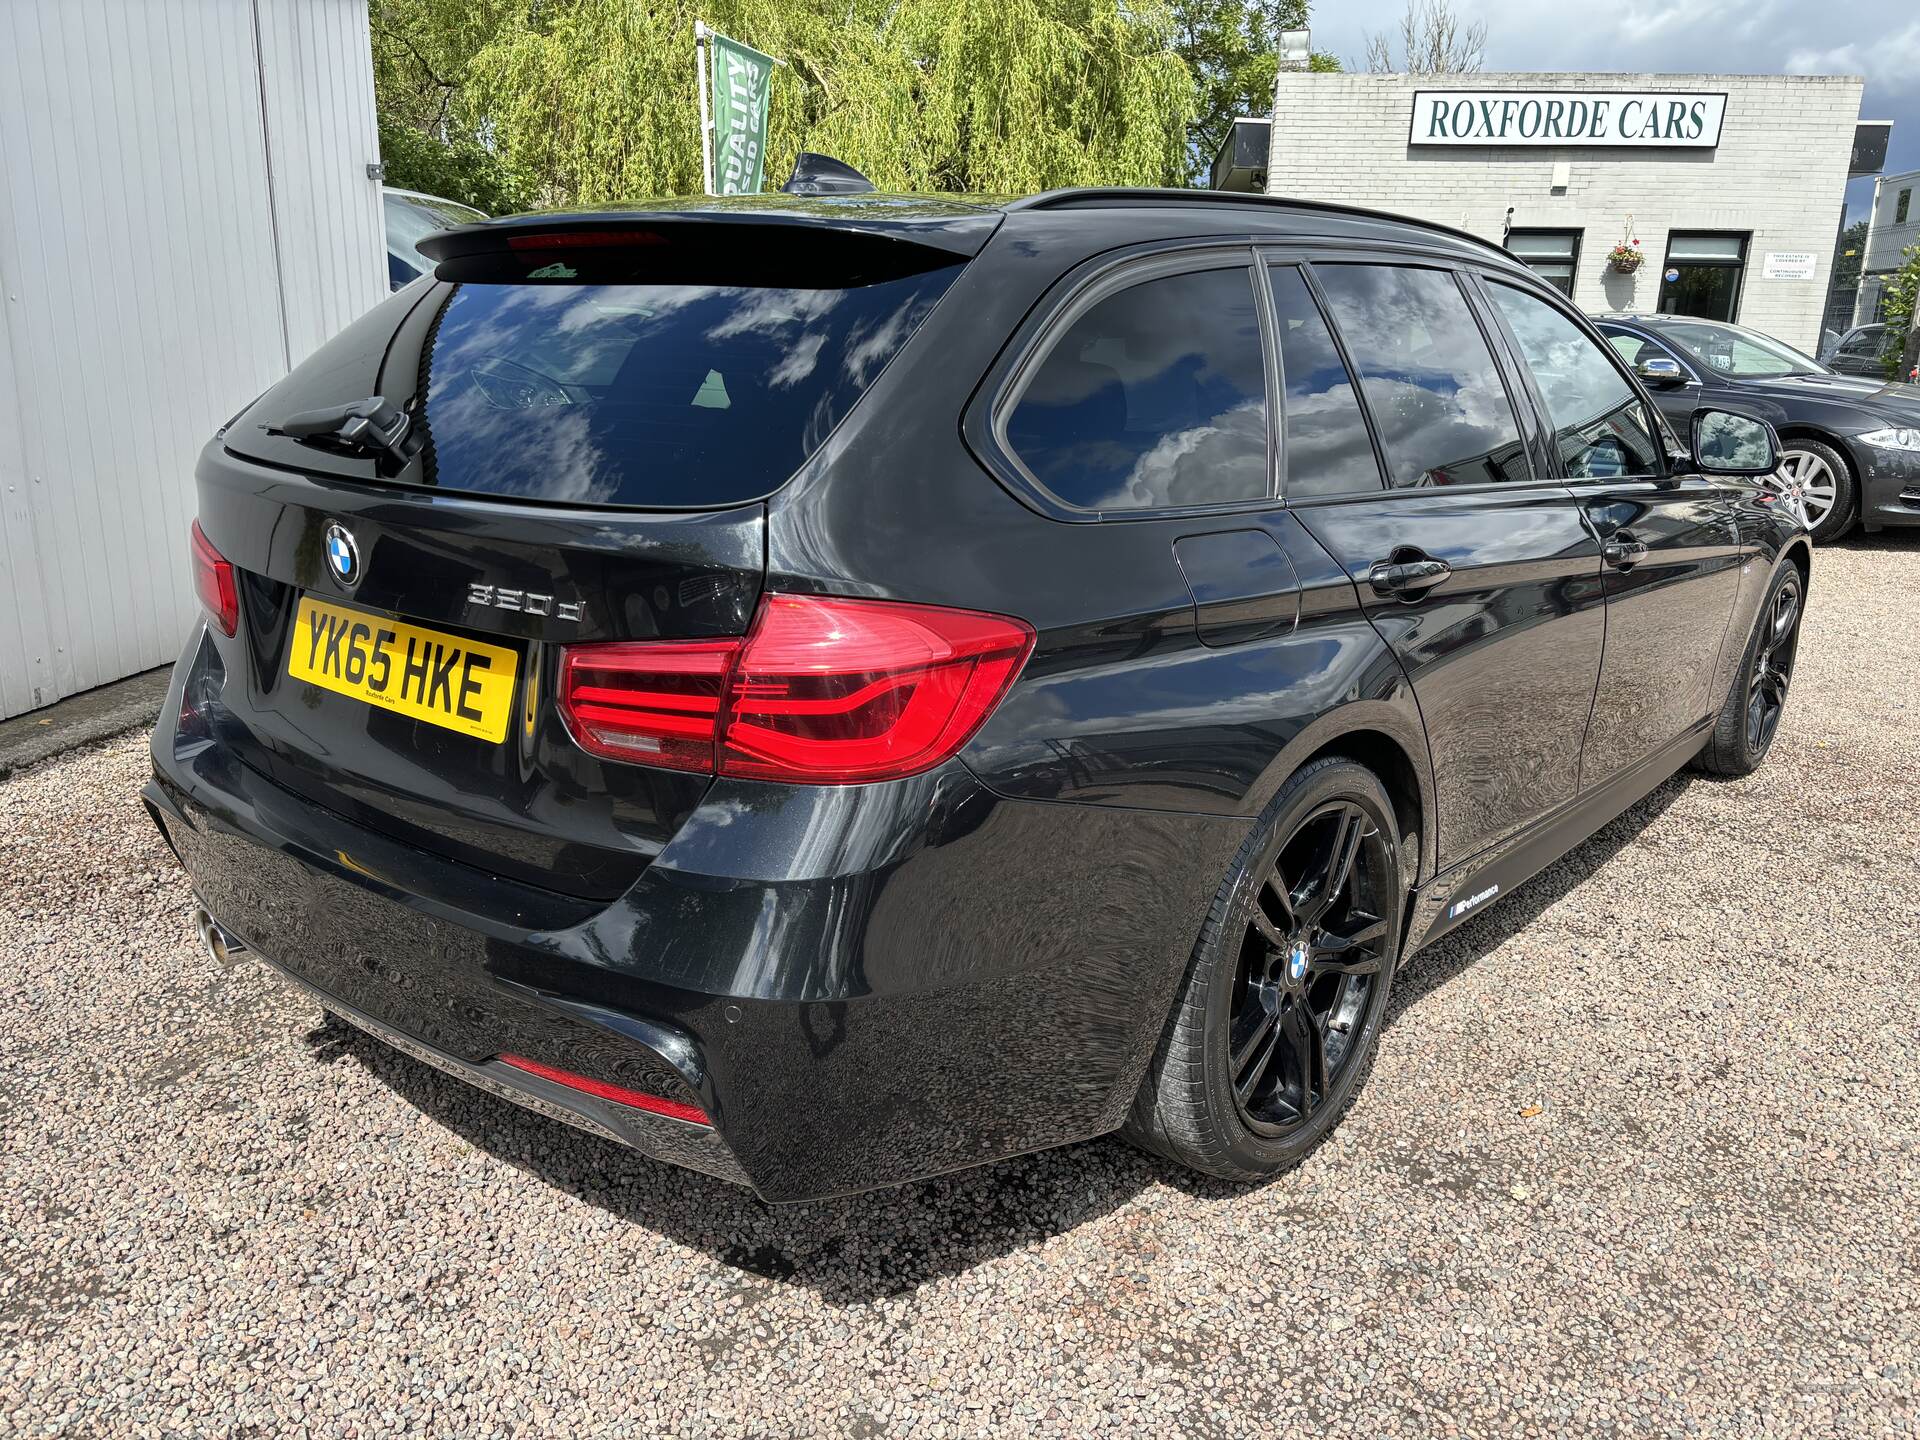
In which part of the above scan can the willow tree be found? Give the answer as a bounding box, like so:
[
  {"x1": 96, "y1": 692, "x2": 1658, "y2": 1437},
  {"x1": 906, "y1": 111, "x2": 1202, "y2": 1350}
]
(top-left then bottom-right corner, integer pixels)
[{"x1": 378, "y1": 0, "x2": 1193, "y2": 207}]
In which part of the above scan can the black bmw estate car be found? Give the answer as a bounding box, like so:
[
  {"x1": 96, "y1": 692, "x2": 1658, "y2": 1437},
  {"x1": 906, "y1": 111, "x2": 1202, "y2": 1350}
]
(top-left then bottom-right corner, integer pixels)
[{"x1": 147, "y1": 188, "x2": 1809, "y2": 1202}]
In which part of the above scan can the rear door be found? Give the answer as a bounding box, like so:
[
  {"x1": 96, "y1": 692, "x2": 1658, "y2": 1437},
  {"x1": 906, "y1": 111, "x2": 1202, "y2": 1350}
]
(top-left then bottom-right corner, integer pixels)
[
  {"x1": 202, "y1": 221, "x2": 972, "y2": 898},
  {"x1": 1483, "y1": 280, "x2": 1744, "y2": 784},
  {"x1": 1271, "y1": 257, "x2": 1606, "y2": 870}
]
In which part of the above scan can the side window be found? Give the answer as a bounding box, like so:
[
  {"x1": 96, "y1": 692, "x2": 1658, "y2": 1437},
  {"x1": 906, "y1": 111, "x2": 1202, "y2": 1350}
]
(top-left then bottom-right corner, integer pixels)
[
  {"x1": 1005, "y1": 266, "x2": 1269, "y2": 511},
  {"x1": 1314, "y1": 264, "x2": 1529, "y2": 488},
  {"x1": 1839, "y1": 328, "x2": 1882, "y2": 360},
  {"x1": 1267, "y1": 266, "x2": 1383, "y2": 499},
  {"x1": 1488, "y1": 284, "x2": 1661, "y2": 480}
]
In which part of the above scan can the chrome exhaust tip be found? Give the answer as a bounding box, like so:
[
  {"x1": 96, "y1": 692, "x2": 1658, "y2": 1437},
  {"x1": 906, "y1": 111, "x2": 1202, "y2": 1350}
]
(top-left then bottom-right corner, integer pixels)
[{"x1": 191, "y1": 906, "x2": 245, "y2": 966}]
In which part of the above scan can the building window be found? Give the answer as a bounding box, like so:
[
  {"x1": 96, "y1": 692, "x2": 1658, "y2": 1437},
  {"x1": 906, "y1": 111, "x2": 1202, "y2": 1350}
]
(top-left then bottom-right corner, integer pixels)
[
  {"x1": 1505, "y1": 230, "x2": 1582, "y2": 298},
  {"x1": 1898, "y1": 188, "x2": 1913, "y2": 225},
  {"x1": 1658, "y1": 232, "x2": 1749, "y2": 324}
]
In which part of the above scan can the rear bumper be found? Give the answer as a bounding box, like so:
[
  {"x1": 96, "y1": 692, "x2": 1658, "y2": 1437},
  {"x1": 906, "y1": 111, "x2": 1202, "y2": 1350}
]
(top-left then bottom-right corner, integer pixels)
[{"x1": 147, "y1": 665, "x2": 1247, "y2": 1203}]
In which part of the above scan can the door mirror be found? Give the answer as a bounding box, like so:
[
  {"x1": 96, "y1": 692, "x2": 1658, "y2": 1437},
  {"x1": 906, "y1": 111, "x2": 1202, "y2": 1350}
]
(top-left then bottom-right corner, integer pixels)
[
  {"x1": 1635, "y1": 356, "x2": 1689, "y2": 388},
  {"x1": 1690, "y1": 408, "x2": 1781, "y2": 476}
]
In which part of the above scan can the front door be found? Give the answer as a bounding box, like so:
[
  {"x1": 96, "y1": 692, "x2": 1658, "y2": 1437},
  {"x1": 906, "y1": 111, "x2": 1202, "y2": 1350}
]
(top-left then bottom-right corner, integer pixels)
[
  {"x1": 1283, "y1": 260, "x2": 1607, "y2": 869},
  {"x1": 1482, "y1": 280, "x2": 1745, "y2": 785}
]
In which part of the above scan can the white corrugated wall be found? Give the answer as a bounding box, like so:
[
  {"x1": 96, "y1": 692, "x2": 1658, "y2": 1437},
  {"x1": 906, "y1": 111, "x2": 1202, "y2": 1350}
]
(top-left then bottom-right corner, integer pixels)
[{"x1": 0, "y1": 0, "x2": 385, "y2": 719}]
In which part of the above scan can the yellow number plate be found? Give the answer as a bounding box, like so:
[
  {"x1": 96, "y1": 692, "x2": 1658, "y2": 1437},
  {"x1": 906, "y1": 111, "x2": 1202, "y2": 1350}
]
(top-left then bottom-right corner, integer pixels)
[{"x1": 288, "y1": 596, "x2": 519, "y2": 743}]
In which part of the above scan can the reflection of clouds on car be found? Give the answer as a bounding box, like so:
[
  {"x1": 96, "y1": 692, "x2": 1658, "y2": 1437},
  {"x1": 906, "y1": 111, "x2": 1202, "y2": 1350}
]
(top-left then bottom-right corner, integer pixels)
[
  {"x1": 413, "y1": 268, "x2": 959, "y2": 508},
  {"x1": 1004, "y1": 265, "x2": 1269, "y2": 511},
  {"x1": 1316, "y1": 264, "x2": 1525, "y2": 489}
]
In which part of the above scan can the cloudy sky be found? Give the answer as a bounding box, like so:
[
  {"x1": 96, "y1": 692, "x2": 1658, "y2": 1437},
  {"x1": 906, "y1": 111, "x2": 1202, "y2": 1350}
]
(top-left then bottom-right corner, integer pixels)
[{"x1": 1307, "y1": 0, "x2": 1920, "y2": 221}]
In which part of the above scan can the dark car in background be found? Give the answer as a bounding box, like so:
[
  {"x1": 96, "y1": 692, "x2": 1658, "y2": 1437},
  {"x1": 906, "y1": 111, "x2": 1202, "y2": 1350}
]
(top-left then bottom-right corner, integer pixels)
[
  {"x1": 1597, "y1": 313, "x2": 1920, "y2": 540},
  {"x1": 1819, "y1": 322, "x2": 1891, "y2": 380},
  {"x1": 382, "y1": 186, "x2": 486, "y2": 291},
  {"x1": 148, "y1": 187, "x2": 1808, "y2": 1202}
]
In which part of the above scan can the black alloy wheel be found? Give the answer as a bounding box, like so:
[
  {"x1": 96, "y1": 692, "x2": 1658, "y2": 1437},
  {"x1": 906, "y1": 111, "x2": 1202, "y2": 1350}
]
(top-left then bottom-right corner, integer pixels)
[
  {"x1": 1745, "y1": 574, "x2": 1801, "y2": 758},
  {"x1": 1124, "y1": 756, "x2": 1405, "y2": 1181},
  {"x1": 1229, "y1": 801, "x2": 1394, "y2": 1136}
]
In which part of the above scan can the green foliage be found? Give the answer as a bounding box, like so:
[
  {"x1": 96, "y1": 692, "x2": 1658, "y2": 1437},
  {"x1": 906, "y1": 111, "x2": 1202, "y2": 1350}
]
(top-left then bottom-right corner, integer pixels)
[
  {"x1": 377, "y1": 114, "x2": 531, "y2": 214},
  {"x1": 1880, "y1": 243, "x2": 1920, "y2": 382},
  {"x1": 1169, "y1": 1, "x2": 1338, "y2": 183},
  {"x1": 370, "y1": 0, "x2": 1202, "y2": 207}
]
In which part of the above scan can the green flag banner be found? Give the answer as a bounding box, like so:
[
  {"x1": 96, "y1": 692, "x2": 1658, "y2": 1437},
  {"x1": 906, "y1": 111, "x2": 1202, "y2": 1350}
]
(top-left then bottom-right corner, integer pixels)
[{"x1": 705, "y1": 27, "x2": 776, "y2": 196}]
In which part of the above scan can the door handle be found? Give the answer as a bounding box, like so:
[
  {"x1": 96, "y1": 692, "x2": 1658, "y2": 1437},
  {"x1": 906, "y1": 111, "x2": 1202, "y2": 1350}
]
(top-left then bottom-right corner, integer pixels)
[
  {"x1": 1602, "y1": 532, "x2": 1650, "y2": 570},
  {"x1": 1367, "y1": 556, "x2": 1451, "y2": 598}
]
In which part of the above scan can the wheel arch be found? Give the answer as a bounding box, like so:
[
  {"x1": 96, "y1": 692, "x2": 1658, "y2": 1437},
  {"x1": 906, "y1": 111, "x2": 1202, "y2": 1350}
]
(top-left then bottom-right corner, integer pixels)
[{"x1": 1246, "y1": 704, "x2": 1436, "y2": 892}]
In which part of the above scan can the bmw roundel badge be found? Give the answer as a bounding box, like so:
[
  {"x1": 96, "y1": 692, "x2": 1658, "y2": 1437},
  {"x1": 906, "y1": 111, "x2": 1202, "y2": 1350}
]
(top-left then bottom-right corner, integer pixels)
[{"x1": 323, "y1": 522, "x2": 360, "y2": 589}]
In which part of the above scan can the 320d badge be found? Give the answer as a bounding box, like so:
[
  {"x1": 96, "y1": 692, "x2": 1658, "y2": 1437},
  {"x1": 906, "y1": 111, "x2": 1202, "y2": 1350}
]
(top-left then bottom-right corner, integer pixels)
[{"x1": 146, "y1": 176, "x2": 1809, "y2": 1202}]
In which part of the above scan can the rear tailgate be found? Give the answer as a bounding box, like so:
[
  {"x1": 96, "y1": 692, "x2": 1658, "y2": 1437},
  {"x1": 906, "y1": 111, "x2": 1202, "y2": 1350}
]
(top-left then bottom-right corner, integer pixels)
[{"x1": 199, "y1": 205, "x2": 983, "y2": 899}]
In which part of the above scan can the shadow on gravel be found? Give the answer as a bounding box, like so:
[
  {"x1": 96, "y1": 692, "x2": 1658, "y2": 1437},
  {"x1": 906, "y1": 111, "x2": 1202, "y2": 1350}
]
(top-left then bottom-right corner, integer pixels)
[
  {"x1": 306, "y1": 771, "x2": 1692, "y2": 1302},
  {"x1": 1386, "y1": 772, "x2": 1688, "y2": 1024}
]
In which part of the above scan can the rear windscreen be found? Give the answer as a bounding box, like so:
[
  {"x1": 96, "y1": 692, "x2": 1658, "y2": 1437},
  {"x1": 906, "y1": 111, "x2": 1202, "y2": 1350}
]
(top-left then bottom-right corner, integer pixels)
[{"x1": 413, "y1": 270, "x2": 960, "y2": 508}]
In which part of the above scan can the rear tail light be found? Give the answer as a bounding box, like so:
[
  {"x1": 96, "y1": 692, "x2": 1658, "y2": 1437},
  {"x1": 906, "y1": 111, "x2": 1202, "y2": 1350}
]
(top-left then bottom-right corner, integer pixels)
[
  {"x1": 190, "y1": 520, "x2": 238, "y2": 637},
  {"x1": 557, "y1": 641, "x2": 738, "y2": 771},
  {"x1": 556, "y1": 594, "x2": 1034, "y2": 785},
  {"x1": 497, "y1": 1054, "x2": 709, "y2": 1126}
]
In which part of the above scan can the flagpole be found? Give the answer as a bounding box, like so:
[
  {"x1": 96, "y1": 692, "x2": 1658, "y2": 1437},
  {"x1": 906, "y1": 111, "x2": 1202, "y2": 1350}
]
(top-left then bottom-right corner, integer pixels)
[{"x1": 694, "y1": 19, "x2": 716, "y2": 197}]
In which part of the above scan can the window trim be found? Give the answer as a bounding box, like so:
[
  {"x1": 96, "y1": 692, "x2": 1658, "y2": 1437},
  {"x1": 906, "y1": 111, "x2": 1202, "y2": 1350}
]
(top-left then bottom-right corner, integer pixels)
[
  {"x1": 1260, "y1": 259, "x2": 1389, "y2": 503},
  {"x1": 1504, "y1": 228, "x2": 1584, "y2": 300},
  {"x1": 1474, "y1": 274, "x2": 1672, "y2": 484},
  {"x1": 1293, "y1": 254, "x2": 1542, "y2": 498},
  {"x1": 977, "y1": 242, "x2": 1280, "y2": 523}
]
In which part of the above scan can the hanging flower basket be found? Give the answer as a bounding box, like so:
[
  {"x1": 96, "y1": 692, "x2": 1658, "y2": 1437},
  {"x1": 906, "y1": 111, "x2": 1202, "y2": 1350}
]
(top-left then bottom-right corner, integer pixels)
[{"x1": 1607, "y1": 221, "x2": 1644, "y2": 275}]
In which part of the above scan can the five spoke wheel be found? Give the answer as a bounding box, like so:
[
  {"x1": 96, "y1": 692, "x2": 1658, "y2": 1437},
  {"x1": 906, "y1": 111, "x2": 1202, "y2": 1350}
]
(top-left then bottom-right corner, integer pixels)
[{"x1": 1228, "y1": 801, "x2": 1393, "y2": 1136}]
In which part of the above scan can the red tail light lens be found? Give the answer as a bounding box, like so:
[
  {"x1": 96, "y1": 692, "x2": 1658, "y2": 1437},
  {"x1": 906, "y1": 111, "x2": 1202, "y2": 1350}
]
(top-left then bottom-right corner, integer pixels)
[
  {"x1": 557, "y1": 595, "x2": 1034, "y2": 784},
  {"x1": 497, "y1": 1054, "x2": 709, "y2": 1126},
  {"x1": 190, "y1": 521, "x2": 238, "y2": 637},
  {"x1": 719, "y1": 595, "x2": 1035, "y2": 783},
  {"x1": 556, "y1": 641, "x2": 740, "y2": 771}
]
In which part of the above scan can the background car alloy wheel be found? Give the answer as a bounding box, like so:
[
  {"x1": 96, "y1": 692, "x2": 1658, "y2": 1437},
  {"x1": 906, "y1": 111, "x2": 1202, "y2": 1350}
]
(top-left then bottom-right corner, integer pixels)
[
  {"x1": 1777, "y1": 448, "x2": 1835, "y2": 529},
  {"x1": 1746, "y1": 575, "x2": 1802, "y2": 758},
  {"x1": 1231, "y1": 801, "x2": 1394, "y2": 1136},
  {"x1": 1776, "y1": 442, "x2": 1853, "y2": 539}
]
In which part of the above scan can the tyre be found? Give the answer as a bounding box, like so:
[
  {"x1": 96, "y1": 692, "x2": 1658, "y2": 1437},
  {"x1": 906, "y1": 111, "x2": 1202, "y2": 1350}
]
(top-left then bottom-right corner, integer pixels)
[
  {"x1": 1778, "y1": 437, "x2": 1855, "y2": 542},
  {"x1": 1124, "y1": 757, "x2": 1405, "y2": 1182},
  {"x1": 1695, "y1": 563, "x2": 1805, "y2": 777}
]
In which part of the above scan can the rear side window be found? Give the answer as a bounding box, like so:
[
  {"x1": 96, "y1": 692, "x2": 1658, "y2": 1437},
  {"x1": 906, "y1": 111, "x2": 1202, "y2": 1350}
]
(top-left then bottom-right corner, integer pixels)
[
  {"x1": 1488, "y1": 284, "x2": 1660, "y2": 479},
  {"x1": 1267, "y1": 266, "x2": 1381, "y2": 499},
  {"x1": 417, "y1": 270, "x2": 961, "y2": 508},
  {"x1": 1004, "y1": 266, "x2": 1269, "y2": 511},
  {"x1": 1315, "y1": 264, "x2": 1528, "y2": 489}
]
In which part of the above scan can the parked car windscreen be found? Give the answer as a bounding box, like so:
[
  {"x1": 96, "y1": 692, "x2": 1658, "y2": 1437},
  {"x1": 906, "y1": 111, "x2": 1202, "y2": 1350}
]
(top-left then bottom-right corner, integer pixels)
[
  {"x1": 413, "y1": 270, "x2": 962, "y2": 508},
  {"x1": 1654, "y1": 320, "x2": 1826, "y2": 380}
]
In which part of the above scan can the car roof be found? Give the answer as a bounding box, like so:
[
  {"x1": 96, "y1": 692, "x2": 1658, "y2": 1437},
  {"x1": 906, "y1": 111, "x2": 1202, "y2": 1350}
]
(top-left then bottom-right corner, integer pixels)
[{"x1": 436, "y1": 187, "x2": 1518, "y2": 268}]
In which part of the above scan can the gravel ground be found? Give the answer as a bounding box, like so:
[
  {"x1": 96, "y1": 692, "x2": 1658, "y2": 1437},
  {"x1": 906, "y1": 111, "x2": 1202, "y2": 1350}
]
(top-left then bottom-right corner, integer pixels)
[{"x1": 4, "y1": 536, "x2": 1918, "y2": 1438}]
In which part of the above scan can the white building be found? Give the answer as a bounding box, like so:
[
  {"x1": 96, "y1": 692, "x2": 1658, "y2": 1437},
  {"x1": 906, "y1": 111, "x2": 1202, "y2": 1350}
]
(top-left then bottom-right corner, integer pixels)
[
  {"x1": 0, "y1": 0, "x2": 387, "y2": 719},
  {"x1": 1250, "y1": 71, "x2": 1869, "y2": 354},
  {"x1": 1857, "y1": 166, "x2": 1919, "y2": 324}
]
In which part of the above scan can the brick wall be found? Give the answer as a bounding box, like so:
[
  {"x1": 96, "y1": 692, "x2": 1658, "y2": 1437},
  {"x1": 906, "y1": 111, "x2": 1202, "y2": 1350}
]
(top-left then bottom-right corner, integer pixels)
[{"x1": 1265, "y1": 72, "x2": 1864, "y2": 352}]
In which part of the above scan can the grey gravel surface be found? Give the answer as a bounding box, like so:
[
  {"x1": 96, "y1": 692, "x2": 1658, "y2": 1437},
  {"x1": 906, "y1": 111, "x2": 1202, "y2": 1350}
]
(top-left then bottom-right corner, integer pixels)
[{"x1": 4, "y1": 537, "x2": 1918, "y2": 1438}]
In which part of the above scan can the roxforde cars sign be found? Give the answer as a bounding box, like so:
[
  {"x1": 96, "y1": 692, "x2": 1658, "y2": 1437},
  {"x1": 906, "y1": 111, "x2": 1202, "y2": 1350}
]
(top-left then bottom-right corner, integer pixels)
[{"x1": 1409, "y1": 90, "x2": 1727, "y2": 148}]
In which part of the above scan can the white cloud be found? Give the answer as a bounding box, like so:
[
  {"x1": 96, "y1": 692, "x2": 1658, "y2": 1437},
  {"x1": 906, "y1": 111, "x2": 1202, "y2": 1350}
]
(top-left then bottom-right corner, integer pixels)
[{"x1": 1787, "y1": 21, "x2": 1920, "y2": 92}]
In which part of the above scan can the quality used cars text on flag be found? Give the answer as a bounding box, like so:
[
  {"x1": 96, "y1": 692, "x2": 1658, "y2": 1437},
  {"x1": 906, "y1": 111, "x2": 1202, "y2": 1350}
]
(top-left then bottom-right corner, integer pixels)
[{"x1": 698, "y1": 23, "x2": 778, "y2": 196}]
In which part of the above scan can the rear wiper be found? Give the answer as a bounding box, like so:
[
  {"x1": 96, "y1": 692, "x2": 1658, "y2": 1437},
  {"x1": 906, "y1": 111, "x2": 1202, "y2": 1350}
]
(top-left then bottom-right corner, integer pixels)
[{"x1": 264, "y1": 397, "x2": 423, "y2": 465}]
